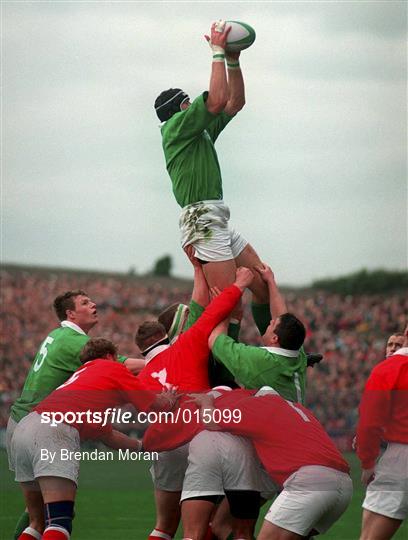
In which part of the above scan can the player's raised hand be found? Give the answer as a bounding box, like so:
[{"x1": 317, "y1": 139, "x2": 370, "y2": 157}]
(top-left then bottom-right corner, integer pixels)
[
  {"x1": 234, "y1": 266, "x2": 254, "y2": 291},
  {"x1": 204, "y1": 20, "x2": 231, "y2": 51},
  {"x1": 186, "y1": 392, "x2": 215, "y2": 409},
  {"x1": 254, "y1": 263, "x2": 275, "y2": 284},
  {"x1": 209, "y1": 286, "x2": 222, "y2": 300},
  {"x1": 186, "y1": 393, "x2": 220, "y2": 430},
  {"x1": 153, "y1": 387, "x2": 180, "y2": 411},
  {"x1": 184, "y1": 244, "x2": 200, "y2": 268}
]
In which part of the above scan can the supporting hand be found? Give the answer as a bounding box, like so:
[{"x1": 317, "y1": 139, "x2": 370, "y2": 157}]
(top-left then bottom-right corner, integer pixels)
[
  {"x1": 254, "y1": 263, "x2": 275, "y2": 284},
  {"x1": 234, "y1": 267, "x2": 254, "y2": 291}
]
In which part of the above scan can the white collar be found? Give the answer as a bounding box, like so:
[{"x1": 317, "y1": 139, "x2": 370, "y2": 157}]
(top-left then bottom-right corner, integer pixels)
[
  {"x1": 394, "y1": 347, "x2": 408, "y2": 356},
  {"x1": 145, "y1": 344, "x2": 170, "y2": 365},
  {"x1": 261, "y1": 346, "x2": 299, "y2": 358},
  {"x1": 61, "y1": 320, "x2": 87, "y2": 336},
  {"x1": 255, "y1": 386, "x2": 280, "y2": 397}
]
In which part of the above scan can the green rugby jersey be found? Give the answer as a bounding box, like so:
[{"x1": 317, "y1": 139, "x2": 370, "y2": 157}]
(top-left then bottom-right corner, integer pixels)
[
  {"x1": 212, "y1": 336, "x2": 307, "y2": 403},
  {"x1": 10, "y1": 323, "x2": 126, "y2": 422},
  {"x1": 161, "y1": 92, "x2": 234, "y2": 208}
]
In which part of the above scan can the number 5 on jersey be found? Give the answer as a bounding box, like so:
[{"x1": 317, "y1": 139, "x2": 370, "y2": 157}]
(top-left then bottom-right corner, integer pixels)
[{"x1": 33, "y1": 336, "x2": 55, "y2": 372}]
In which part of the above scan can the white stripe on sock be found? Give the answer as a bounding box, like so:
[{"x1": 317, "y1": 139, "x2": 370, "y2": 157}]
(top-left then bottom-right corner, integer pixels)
[
  {"x1": 149, "y1": 530, "x2": 172, "y2": 540},
  {"x1": 24, "y1": 527, "x2": 42, "y2": 540}
]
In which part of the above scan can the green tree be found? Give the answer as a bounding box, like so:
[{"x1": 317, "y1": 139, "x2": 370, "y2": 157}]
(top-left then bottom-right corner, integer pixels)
[
  {"x1": 312, "y1": 269, "x2": 408, "y2": 295},
  {"x1": 152, "y1": 255, "x2": 173, "y2": 277}
]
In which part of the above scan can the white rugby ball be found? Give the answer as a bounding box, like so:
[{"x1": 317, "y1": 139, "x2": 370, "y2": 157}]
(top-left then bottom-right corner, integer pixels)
[{"x1": 225, "y1": 20, "x2": 256, "y2": 52}]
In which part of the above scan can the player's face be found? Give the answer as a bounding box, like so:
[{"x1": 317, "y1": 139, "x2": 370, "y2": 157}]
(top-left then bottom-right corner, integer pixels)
[
  {"x1": 180, "y1": 97, "x2": 191, "y2": 111},
  {"x1": 70, "y1": 295, "x2": 98, "y2": 332},
  {"x1": 386, "y1": 334, "x2": 404, "y2": 357},
  {"x1": 262, "y1": 318, "x2": 280, "y2": 346}
]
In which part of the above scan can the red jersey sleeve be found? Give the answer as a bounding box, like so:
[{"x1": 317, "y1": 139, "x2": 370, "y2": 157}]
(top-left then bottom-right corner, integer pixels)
[
  {"x1": 143, "y1": 400, "x2": 201, "y2": 452},
  {"x1": 115, "y1": 364, "x2": 157, "y2": 412},
  {"x1": 356, "y1": 362, "x2": 396, "y2": 469},
  {"x1": 176, "y1": 285, "x2": 242, "y2": 353}
]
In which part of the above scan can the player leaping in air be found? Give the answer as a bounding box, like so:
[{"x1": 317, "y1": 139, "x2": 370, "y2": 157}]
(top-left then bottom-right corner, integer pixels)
[{"x1": 154, "y1": 20, "x2": 271, "y2": 331}]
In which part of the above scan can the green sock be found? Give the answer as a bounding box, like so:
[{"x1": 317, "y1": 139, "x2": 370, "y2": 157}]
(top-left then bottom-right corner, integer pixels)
[
  {"x1": 251, "y1": 302, "x2": 271, "y2": 336},
  {"x1": 228, "y1": 321, "x2": 241, "y2": 342},
  {"x1": 14, "y1": 510, "x2": 30, "y2": 540}
]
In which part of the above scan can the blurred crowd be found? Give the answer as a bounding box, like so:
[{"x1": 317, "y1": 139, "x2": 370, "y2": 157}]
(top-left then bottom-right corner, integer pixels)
[{"x1": 1, "y1": 268, "x2": 407, "y2": 448}]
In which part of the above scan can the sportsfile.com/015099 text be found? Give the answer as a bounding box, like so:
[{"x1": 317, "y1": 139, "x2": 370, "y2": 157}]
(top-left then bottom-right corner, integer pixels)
[{"x1": 39, "y1": 407, "x2": 242, "y2": 427}]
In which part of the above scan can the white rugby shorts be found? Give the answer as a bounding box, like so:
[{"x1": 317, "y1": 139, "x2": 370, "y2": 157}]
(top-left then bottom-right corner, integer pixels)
[
  {"x1": 264, "y1": 465, "x2": 353, "y2": 536},
  {"x1": 149, "y1": 444, "x2": 189, "y2": 491},
  {"x1": 6, "y1": 416, "x2": 18, "y2": 471},
  {"x1": 363, "y1": 442, "x2": 408, "y2": 520},
  {"x1": 11, "y1": 412, "x2": 80, "y2": 484},
  {"x1": 181, "y1": 431, "x2": 268, "y2": 501},
  {"x1": 179, "y1": 200, "x2": 247, "y2": 262}
]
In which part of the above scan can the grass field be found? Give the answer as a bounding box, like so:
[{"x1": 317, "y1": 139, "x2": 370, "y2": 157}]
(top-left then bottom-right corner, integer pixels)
[{"x1": 1, "y1": 450, "x2": 406, "y2": 540}]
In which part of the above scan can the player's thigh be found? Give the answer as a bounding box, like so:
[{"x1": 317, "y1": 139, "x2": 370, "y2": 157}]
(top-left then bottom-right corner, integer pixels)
[
  {"x1": 234, "y1": 243, "x2": 268, "y2": 302},
  {"x1": 150, "y1": 445, "x2": 189, "y2": 492},
  {"x1": 202, "y1": 259, "x2": 237, "y2": 289},
  {"x1": 154, "y1": 489, "x2": 181, "y2": 514},
  {"x1": 234, "y1": 242, "x2": 263, "y2": 269},
  {"x1": 221, "y1": 434, "x2": 263, "y2": 492},
  {"x1": 363, "y1": 443, "x2": 408, "y2": 521},
  {"x1": 38, "y1": 476, "x2": 76, "y2": 503},
  {"x1": 313, "y1": 473, "x2": 353, "y2": 534},
  {"x1": 154, "y1": 489, "x2": 182, "y2": 533},
  {"x1": 258, "y1": 520, "x2": 303, "y2": 540},
  {"x1": 181, "y1": 499, "x2": 216, "y2": 539},
  {"x1": 211, "y1": 497, "x2": 233, "y2": 539},
  {"x1": 360, "y1": 509, "x2": 403, "y2": 540},
  {"x1": 181, "y1": 432, "x2": 224, "y2": 500}
]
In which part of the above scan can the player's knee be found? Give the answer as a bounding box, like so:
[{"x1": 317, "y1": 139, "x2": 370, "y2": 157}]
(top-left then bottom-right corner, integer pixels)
[
  {"x1": 44, "y1": 500, "x2": 74, "y2": 536},
  {"x1": 211, "y1": 520, "x2": 231, "y2": 540}
]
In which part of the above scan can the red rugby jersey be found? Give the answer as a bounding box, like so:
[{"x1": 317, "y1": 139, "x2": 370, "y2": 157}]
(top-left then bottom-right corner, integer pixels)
[
  {"x1": 357, "y1": 351, "x2": 408, "y2": 469},
  {"x1": 137, "y1": 285, "x2": 242, "y2": 392},
  {"x1": 144, "y1": 390, "x2": 349, "y2": 487},
  {"x1": 35, "y1": 359, "x2": 156, "y2": 439}
]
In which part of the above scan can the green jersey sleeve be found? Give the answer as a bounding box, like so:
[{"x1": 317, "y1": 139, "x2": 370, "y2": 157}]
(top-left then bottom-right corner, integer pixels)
[
  {"x1": 206, "y1": 110, "x2": 235, "y2": 143},
  {"x1": 185, "y1": 299, "x2": 205, "y2": 330},
  {"x1": 212, "y1": 335, "x2": 307, "y2": 403},
  {"x1": 10, "y1": 327, "x2": 89, "y2": 422},
  {"x1": 163, "y1": 93, "x2": 215, "y2": 146}
]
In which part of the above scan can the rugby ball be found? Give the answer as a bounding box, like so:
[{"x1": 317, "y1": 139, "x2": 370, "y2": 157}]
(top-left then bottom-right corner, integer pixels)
[{"x1": 225, "y1": 20, "x2": 256, "y2": 52}]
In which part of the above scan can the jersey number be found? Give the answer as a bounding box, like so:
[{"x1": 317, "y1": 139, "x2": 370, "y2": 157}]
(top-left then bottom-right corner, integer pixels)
[{"x1": 33, "y1": 336, "x2": 55, "y2": 372}]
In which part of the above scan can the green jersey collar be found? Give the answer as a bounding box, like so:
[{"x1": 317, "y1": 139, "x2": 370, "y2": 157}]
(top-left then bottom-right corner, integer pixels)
[
  {"x1": 61, "y1": 320, "x2": 87, "y2": 336},
  {"x1": 260, "y1": 346, "x2": 299, "y2": 357}
]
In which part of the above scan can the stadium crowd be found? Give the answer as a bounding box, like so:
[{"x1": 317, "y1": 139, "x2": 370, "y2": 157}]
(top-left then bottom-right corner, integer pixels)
[{"x1": 1, "y1": 266, "x2": 407, "y2": 448}]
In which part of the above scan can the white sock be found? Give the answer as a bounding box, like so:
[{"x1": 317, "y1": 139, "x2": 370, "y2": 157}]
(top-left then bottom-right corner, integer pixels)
[
  {"x1": 23, "y1": 527, "x2": 42, "y2": 540},
  {"x1": 149, "y1": 530, "x2": 172, "y2": 540}
]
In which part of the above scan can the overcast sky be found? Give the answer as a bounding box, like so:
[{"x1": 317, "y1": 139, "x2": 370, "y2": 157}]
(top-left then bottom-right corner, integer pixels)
[{"x1": 2, "y1": 1, "x2": 407, "y2": 285}]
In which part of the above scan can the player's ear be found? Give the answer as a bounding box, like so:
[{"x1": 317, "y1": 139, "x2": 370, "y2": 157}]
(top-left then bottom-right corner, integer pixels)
[{"x1": 269, "y1": 331, "x2": 279, "y2": 346}]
